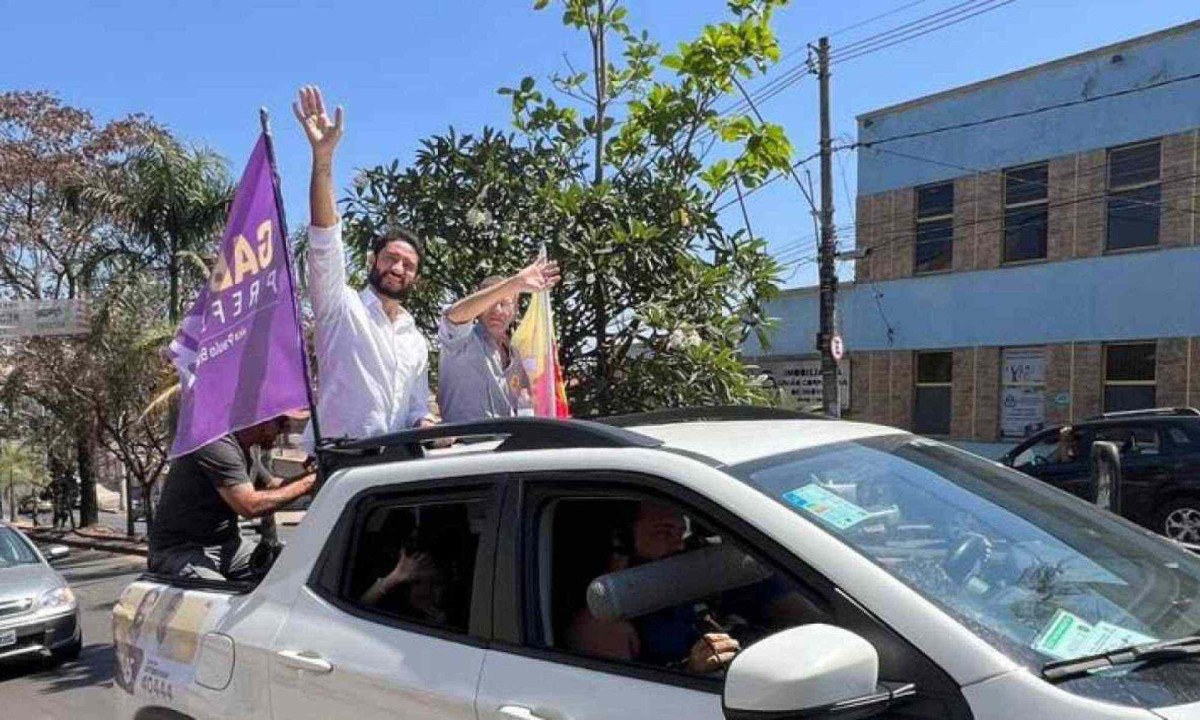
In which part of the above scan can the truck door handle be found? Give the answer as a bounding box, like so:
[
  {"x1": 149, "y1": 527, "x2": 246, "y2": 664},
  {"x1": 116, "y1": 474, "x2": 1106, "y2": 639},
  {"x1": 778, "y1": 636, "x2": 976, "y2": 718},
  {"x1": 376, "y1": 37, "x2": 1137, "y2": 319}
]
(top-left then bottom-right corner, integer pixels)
[
  {"x1": 276, "y1": 649, "x2": 333, "y2": 674},
  {"x1": 499, "y1": 706, "x2": 550, "y2": 720}
]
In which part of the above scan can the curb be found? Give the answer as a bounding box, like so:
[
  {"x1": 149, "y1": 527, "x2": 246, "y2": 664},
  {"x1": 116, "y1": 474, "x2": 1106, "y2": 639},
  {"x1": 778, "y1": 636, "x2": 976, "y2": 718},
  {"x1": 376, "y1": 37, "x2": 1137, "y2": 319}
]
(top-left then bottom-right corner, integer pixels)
[{"x1": 23, "y1": 528, "x2": 148, "y2": 558}]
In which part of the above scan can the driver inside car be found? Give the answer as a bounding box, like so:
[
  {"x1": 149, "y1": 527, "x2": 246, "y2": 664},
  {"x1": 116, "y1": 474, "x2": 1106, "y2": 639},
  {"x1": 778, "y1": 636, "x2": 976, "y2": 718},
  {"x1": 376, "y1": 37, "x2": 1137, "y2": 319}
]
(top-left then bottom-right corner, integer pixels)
[
  {"x1": 567, "y1": 501, "x2": 741, "y2": 673},
  {"x1": 567, "y1": 500, "x2": 822, "y2": 674}
]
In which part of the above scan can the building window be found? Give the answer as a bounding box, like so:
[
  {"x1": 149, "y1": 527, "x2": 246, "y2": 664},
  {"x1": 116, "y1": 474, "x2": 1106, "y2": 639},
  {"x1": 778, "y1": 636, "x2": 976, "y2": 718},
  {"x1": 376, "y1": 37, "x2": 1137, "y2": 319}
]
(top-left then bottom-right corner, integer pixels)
[
  {"x1": 1103, "y1": 342, "x2": 1157, "y2": 413},
  {"x1": 914, "y1": 351, "x2": 952, "y2": 435},
  {"x1": 1003, "y1": 163, "x2": 1048, "y2": 263},
  {"x1": 915, "y1": 183, "x2": 954, "y2": 273},
  {"x1": 1001, "y1": 347, "x2": 1047, "y2": 439},
  {"x1": 1106, "y1": 141, "x2": 1161, "y2": 252}
]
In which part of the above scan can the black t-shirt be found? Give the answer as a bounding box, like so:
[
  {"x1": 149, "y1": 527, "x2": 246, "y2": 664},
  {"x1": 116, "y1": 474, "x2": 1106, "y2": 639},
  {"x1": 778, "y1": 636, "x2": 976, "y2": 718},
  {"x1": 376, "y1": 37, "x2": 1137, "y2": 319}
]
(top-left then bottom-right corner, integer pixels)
[{"x1": 149, "y1": 435, "x2": 268, "y2": 552}]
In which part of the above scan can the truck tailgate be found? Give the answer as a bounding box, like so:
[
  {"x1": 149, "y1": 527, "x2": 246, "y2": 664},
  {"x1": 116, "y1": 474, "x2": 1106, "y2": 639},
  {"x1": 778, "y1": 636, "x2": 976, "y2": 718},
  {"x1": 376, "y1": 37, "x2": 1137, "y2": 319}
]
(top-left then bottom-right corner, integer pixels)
[{"x1": 112, "y1": 580, "x2": 239, "y2": 712}]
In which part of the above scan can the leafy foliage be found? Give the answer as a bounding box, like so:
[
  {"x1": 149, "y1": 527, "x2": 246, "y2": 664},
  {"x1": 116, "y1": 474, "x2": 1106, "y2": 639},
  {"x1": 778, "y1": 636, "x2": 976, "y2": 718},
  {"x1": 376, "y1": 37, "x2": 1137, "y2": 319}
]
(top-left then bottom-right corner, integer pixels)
[
  {"x1": 0, "y1": 91, "x2": 232, "y2": 527},
  {"x1": 343, "y1": 0, "x2": 792, "y2": 415}
]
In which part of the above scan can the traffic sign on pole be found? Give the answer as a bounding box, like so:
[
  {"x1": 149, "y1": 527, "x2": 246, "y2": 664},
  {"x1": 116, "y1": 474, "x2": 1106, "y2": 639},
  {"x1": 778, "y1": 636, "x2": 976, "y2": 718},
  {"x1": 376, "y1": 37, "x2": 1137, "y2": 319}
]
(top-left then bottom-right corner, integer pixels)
[{"x1": 0, "y1": 299, "x2": 91, "y2": 339}]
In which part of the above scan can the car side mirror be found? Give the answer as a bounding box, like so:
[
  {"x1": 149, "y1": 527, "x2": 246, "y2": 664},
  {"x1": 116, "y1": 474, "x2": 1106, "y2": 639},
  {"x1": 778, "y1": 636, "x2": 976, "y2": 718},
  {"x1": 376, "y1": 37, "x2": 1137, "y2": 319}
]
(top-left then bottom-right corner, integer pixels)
[
  {"x1": 722, "y1": 625, "x2": 915, "y2": 720},
  {"x1": 45, "y1": 545, "x2": 70, "y2": 562}
]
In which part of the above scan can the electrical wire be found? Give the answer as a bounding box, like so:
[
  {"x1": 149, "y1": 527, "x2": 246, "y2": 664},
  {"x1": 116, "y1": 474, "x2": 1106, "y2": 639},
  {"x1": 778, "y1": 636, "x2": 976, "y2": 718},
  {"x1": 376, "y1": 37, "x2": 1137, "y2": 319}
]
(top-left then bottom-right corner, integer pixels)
[
  {"x1": 831, "y1": 0, "x2": 1014, "y2": 61},
  {"x1": 834, "y1": 0, "x2": 1018, "y2": 64},
  {"x1": 858, "y1": 71, "x2": 1200, "y2": 147}
]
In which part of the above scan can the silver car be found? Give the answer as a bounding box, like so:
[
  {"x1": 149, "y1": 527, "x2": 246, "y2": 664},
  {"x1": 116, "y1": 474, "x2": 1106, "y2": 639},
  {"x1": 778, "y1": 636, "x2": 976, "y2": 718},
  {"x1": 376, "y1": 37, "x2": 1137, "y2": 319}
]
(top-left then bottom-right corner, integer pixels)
[{"x1": 0, "y1": 521, "x2": 82, "y2": 664}]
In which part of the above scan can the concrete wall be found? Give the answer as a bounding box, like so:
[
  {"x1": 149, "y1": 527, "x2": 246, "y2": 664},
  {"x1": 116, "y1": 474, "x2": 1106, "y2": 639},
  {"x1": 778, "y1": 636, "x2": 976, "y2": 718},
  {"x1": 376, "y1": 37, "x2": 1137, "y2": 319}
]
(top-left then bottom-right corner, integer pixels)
[
  {"x1": 744, "y1": 244, "x2": 1200, "y2": 356},
  {"x1": 857, "y1": 21, "x2": 1200, "y2": 195}
]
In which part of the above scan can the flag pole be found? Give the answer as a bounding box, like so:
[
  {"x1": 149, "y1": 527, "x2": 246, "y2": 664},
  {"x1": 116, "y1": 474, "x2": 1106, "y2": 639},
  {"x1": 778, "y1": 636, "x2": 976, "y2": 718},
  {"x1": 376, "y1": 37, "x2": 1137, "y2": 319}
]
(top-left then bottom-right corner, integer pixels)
[{"x1": 259, "y1": 108, "x2": 323, "y2": 450}]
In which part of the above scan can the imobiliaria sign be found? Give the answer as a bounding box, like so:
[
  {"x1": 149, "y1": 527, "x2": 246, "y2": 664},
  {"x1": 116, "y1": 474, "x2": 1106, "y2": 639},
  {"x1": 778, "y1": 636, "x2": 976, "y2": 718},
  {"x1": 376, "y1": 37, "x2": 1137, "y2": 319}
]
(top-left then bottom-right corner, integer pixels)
[{"x1": 166, "y1": 134, "x2": 309, "y2": 458}]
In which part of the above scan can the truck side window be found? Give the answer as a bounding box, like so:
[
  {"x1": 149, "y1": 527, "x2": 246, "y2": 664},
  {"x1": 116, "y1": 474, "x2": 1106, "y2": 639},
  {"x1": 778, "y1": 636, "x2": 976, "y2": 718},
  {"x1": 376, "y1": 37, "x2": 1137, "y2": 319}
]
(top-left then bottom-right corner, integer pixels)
[
  {"x1": 1095, "y1": 426, "x2": 1161, "y2": 457},
  {"x1": 535, "y1": 496, "x2": 827, "y2": 675},
  {"x1": 342, "y1": 499, "x2": 484, "y2": 634},
  {"x1": 1013, "y1": 433, "x2": 1077, "y2": 468}
]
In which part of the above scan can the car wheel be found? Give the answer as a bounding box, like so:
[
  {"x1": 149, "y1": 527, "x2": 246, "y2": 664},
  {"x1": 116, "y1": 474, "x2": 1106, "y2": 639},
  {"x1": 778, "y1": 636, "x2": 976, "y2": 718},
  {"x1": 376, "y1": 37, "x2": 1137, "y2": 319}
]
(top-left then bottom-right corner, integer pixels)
[
  {"x1": 50, "y1": 636, "x2": 82, "y2": 664},
  {"x1": 1157, "y1": 498, "x2": 1200, "y2": 544}
]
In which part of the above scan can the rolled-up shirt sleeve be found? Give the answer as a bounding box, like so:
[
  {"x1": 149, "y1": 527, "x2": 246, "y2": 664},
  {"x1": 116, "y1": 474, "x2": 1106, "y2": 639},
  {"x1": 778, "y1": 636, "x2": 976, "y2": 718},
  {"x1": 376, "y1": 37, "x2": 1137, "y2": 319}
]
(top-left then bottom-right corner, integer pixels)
[
  {"x1": 307, "y1": 223, "x2": 349, "y2": 324},
  {"x1": 437, "y1": 315, "x2": 476, "y2": 353}
]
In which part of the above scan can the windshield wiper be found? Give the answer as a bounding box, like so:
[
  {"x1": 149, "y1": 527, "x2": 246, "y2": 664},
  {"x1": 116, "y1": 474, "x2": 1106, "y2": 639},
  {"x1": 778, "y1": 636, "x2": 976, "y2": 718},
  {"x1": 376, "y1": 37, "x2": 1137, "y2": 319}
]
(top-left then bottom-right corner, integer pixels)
[{"x1": 1042, "y1": 636, "x2": 1200, "y2": 682}]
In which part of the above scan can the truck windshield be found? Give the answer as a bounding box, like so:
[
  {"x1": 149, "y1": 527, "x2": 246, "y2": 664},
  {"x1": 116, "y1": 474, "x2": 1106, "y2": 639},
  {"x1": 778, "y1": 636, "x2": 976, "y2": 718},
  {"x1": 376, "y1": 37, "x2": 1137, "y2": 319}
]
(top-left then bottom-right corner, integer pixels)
[
  {"x1": 728, "y1": 435, "x2": 1200, "y2": 705},
  {"x1": 0, "y1": 526, "x2": 41, "y2": 567}
]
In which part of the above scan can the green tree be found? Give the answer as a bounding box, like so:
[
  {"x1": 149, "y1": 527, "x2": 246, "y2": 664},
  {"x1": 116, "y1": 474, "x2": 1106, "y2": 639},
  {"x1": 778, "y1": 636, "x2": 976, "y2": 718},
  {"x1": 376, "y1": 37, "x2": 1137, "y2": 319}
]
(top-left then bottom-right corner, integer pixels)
[
  {"x1": 342, "y1": 0, "x2": 791, "y2": 415},
  {"x1": 3, "y1": 275, "x2": 174, "y2": 534},
  {"x1": 81, "y1": 136, "x2": 234, "y2": 323},
  {"x1": 0, "y1": 90, "x2": 156, "y2": 526},
  {"x1": 0, "y1": 442, "x2": 46, "y2": 523}
]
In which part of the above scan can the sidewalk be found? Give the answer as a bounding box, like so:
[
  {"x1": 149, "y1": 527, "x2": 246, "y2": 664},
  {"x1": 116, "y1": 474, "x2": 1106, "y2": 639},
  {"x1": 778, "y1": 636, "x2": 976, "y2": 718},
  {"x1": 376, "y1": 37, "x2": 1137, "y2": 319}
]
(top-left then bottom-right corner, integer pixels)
[{"x1": 14, "y1": 520, "x2": 148, "y2": 557}]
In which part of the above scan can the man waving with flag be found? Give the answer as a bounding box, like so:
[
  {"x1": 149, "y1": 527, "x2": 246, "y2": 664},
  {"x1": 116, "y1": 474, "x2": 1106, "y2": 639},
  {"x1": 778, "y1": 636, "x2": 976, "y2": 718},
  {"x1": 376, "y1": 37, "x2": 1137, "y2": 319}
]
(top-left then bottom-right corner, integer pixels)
[{"x1": 293, "y1": 86, "x2": 437, "y2": 447}]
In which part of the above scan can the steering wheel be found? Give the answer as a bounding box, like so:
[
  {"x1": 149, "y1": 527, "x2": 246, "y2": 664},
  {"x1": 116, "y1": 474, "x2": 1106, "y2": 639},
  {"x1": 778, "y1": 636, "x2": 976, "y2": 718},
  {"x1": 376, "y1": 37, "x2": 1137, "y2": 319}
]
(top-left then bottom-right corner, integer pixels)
[
  {"x1": 942, "y1": 533, "x2": 992, "y2": 586},
  {"x1": 1030, "y1": 454, "x2": 1048, "y2": 467}
]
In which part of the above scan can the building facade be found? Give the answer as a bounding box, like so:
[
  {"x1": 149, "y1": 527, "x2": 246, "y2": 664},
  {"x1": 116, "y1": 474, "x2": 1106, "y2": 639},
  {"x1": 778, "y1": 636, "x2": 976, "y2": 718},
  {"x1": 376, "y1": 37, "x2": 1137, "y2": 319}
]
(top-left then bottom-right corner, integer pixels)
[{"x1": 745, "y1": 21, "x2": 1200, "y2": 445}]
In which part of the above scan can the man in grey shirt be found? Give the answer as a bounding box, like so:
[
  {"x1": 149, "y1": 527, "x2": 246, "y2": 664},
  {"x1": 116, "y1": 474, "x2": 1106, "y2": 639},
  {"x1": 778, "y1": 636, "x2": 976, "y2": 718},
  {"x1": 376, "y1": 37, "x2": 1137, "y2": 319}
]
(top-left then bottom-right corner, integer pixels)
[
  {"x1": 438, "y1": 259, "x2": 560, "y2": 423},
  {"x1": 149, "y1": 412, "x2": 315, "y2": 581}
]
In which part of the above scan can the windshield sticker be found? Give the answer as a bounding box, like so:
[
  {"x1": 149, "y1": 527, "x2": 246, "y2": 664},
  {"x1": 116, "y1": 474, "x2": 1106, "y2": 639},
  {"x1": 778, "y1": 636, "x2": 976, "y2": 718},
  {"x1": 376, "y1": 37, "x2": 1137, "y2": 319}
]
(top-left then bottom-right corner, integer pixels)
[
  {"x1": 782, "y1": 484, "x2": 871, "y2": 530},
  {"x1": 1031, "y1": 608, "x2": 1157, "y2": 661}
]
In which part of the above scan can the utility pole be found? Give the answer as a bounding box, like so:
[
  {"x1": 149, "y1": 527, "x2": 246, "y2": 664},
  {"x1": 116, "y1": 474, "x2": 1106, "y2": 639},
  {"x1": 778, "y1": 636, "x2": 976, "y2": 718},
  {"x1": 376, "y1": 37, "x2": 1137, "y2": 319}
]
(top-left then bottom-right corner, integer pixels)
[{"x1": 816, "y1": 37, "x2": 839, "y2": 415}]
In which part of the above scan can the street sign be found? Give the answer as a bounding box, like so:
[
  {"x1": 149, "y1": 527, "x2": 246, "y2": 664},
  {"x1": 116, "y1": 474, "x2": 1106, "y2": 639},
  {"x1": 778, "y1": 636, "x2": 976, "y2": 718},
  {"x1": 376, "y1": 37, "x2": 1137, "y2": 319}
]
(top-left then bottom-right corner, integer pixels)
[
  {"x1": 830, "y1": 334, "x2": 844, "y2": 361},
  {"x1": 0, "y1": 299, "x2": 91, "y2": 339}
]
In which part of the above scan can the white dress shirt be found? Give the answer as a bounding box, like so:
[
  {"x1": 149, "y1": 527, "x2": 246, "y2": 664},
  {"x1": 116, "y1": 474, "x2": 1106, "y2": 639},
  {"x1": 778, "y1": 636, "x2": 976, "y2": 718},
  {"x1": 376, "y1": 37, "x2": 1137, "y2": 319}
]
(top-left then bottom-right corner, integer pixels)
[{"x1": 304, "y1": 223, "x2": 433, "y2": 450}]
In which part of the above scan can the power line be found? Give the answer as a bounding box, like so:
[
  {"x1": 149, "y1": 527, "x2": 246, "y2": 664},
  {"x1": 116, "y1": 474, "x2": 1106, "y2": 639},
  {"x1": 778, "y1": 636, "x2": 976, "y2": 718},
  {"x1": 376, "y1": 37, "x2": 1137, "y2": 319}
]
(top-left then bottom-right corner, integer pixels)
[
  {"x1": 831, "y1": 0, "x2": 993, "y2": 54},
  {"x1": 828, "y1": 0, "x2": 932, "y2": 39},
  {"x1": 833, "y1": 0, "x2": 1017, "y2": 64},
  {"x1": 713, "y1": 148, "x2": 826, "y2": 213},
  {"x1": 712, "y1": 0, "x2": 937, "y2": 124},
  {"x1": 836, "y1": 141, "x2": 857, "y2": 223},
  {"x1": 831, "y1": 0, "x2": 1013, "y2": 60},
  {"x1": 858, "y1": 70, "x2": 1200, "y2": 147}
]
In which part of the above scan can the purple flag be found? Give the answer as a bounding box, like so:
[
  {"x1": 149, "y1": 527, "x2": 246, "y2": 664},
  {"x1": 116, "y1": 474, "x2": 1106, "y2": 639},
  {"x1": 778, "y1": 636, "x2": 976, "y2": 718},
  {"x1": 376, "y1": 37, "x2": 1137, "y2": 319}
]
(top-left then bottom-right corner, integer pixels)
[{"x1": 167, "y1": 135, "x2": 309, "y2": 459}]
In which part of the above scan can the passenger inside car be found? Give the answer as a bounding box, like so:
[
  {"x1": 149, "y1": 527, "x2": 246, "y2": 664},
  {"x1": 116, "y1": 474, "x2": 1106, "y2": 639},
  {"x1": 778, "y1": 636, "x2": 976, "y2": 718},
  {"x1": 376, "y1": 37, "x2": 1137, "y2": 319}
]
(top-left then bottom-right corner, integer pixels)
[{"x1": 350, "y1": 502, "x2": 479, "y2": 631}]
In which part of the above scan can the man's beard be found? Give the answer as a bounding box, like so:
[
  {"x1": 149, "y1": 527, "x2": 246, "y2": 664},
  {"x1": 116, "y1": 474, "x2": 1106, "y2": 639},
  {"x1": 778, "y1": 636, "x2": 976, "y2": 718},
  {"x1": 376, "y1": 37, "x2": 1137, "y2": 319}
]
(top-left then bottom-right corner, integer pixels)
[{"x1": 368, "y1": 267, "x2": 411, "y2": 301}]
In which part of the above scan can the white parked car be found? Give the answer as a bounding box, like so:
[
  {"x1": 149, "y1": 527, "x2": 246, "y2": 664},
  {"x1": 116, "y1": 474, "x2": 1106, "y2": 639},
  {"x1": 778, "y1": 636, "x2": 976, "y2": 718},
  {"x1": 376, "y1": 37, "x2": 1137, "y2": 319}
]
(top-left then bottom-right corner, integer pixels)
[{"x1": 113, "y1": 409, "x2": 1200, "y2": 720}]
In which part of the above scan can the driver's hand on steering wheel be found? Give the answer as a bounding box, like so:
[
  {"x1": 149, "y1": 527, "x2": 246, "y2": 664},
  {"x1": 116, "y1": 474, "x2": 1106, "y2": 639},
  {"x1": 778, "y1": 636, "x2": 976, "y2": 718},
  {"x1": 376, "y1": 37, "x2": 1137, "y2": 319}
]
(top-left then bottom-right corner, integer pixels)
[{"x1": 686, "y1": 633, "x2": 740, "y2": 674}]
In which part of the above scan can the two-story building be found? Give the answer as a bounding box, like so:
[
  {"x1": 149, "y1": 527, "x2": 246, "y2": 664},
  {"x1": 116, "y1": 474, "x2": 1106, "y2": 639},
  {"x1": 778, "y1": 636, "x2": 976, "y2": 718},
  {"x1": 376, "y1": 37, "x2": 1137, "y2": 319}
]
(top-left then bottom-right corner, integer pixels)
[{"x1": 745, "y1": 20, "x2": 1200, "y2": 447}]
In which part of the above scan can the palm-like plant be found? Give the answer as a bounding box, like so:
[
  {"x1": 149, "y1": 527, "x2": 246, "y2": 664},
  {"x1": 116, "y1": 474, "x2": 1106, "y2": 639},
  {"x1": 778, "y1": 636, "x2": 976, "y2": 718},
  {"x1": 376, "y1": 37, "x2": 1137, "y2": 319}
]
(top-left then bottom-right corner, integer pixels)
[{"x1": 82, "y1": 136, "x2": 233, "y2": 322}]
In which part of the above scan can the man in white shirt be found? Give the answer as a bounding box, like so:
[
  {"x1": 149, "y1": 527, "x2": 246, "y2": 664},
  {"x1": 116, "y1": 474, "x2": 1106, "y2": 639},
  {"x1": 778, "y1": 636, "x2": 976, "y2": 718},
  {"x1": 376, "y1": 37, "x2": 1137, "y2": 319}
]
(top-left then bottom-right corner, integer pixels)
[{"x1": 293, "y1": 85, "x2": 436, "y2": 447}]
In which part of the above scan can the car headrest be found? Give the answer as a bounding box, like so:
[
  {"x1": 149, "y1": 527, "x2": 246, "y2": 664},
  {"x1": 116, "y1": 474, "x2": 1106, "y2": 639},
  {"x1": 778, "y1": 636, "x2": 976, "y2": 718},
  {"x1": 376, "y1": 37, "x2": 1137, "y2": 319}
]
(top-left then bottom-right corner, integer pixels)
[{"x1": 585, "y1": 543, "x2": 773, "y2": 621}]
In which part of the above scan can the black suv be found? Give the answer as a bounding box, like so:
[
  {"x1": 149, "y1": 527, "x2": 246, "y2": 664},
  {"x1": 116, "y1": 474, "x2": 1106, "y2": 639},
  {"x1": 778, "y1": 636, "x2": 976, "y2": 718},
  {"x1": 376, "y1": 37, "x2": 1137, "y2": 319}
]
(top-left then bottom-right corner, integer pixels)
[{"x1": 1002, "y1": 408, "x2": 1200, "y2": 544}]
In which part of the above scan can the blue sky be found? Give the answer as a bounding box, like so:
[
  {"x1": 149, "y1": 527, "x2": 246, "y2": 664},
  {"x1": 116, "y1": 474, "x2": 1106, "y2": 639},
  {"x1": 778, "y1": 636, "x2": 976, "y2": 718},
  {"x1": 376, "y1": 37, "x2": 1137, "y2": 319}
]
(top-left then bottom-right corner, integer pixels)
[{"x1": 4, "y1": 0, "x2": 1197, "y2": 288}]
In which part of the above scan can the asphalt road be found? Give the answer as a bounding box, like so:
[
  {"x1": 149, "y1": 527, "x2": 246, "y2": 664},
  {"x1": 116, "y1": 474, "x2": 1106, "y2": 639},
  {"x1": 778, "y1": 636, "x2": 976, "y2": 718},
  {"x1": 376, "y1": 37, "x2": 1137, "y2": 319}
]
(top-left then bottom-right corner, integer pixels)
[{"x1": 0, "y1": 547, "x2": 146, "y2": 719}]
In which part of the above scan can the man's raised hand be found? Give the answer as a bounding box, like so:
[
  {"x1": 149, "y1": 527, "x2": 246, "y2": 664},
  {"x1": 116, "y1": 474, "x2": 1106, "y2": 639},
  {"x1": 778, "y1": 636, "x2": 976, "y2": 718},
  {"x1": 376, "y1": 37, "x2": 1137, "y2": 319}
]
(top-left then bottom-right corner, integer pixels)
[
  {"x1": 292, "y1": 85, "x2": 344, "y2": 159},
  {"x1": 512, "y1": 258, "x2": 562, "y2": 294}
]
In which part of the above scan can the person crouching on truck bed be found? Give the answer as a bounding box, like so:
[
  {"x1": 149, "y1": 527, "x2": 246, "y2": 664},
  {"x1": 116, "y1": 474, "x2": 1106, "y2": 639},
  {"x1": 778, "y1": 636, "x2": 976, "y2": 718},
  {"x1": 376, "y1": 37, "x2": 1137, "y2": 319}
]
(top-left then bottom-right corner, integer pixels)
[
  {"x1": 437, "y1": 260, "x2": 560, "y2": 423},
  {"x1": 148, "y1": 411, "x2": 316, "y2": 581}
]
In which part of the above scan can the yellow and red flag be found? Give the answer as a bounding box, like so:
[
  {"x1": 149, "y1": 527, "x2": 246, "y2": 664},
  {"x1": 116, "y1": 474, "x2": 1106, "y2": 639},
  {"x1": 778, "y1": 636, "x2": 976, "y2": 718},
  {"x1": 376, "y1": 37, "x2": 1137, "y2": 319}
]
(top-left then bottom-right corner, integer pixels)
[{"x1": 511, "y1": 280, "x2": 570, "y2": 418}]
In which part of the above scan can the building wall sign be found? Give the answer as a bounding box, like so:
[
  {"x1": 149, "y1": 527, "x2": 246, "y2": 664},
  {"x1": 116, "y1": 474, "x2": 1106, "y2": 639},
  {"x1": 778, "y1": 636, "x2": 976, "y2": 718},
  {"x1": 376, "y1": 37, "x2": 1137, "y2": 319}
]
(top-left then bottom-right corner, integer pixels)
[
  {"x1": 0, "y1": 299, "x2": 91, "y2": 339},
  {"x1": 1002, "y1": 347, "x2": 1047, "y2": 439},
  {"x1": 757, "y1": 357, "x2": 850, "y2": 411}
]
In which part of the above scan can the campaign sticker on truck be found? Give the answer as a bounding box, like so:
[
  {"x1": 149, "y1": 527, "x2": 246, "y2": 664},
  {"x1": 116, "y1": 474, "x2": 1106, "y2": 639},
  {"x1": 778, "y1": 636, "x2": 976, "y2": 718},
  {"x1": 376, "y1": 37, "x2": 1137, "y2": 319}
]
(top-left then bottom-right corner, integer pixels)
[
  {"x1": 1031, "y1": 608, "x2": 1157, "y2": 661},
  {"x1": 782, "y1": 484, "x2": 871, "y2": 530}
]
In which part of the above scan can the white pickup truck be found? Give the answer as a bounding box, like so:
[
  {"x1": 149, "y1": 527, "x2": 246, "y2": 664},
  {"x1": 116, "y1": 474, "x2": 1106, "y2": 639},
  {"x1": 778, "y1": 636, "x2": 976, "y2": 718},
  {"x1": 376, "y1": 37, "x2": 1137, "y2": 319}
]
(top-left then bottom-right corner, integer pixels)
[{"x1": 114, "y1": 410, "x2": 1200, "y2": 720}]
